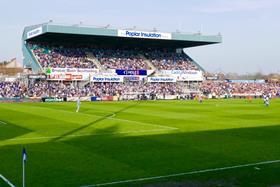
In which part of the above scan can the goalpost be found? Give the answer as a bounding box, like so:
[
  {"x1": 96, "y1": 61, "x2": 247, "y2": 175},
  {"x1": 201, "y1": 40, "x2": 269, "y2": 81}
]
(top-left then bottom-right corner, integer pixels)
[{"x1": 0, "y1": 174, "x2": 16, "y2": 187}]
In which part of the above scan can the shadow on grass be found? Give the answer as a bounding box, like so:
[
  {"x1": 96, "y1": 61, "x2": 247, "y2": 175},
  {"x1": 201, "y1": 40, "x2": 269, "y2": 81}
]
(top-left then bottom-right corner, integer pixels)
[
  {"x1": 51, "y1": 102, "x2": 140, "y2": 142},
  {"x1": 1, "y1": 124, "x2": 280, "y2": 187},
  {"x1": 0, "y1": 121, "x2": 32, "y2": 141},
  {"x1": 62, "y1": 124, "x2": 280, "y2": 187}
]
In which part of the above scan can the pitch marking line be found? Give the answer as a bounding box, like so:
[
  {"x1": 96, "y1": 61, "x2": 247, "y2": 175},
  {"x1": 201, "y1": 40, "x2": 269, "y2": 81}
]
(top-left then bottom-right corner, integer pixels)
[
  {"x1": 81, "y1": 159, "x2": 280, "y2": 187},
  {"x1": 7, "y1": 129, "x2": 176, "y2": 142},
  {"x1": 105, "y1": 113, "x2": 178, "y2": 130},
  {"x1": 27, "y1": 106, "x2": 178, "y2": 131},
  {"x1": 0, "y1": 121, "x2": 7, "y2": 125},
  {"x1": 107, "y1": 113, "x2": 116, "y2": 118},
  {"x1": 75, "y1": 110, "x2": 177, "y2": 131},
  {"x1": 0, "y1": 174, "x2": 16, "y2": 187}
]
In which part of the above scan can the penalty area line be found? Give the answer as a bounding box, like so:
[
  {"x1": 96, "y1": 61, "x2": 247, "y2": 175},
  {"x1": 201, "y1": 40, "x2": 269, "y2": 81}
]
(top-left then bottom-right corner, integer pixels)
[
  {"x1": 109, "y1": 117, "x2": 178, "y2": 130},
  {"x1": 8, "y1": 128, "x2": 176, "y2": 141},
  {"x1": 104, "y1": 112, "x2": 178, "y2": 131},
  {"x1": 81, "y1": 159, "x2": 280, "y2": 187},
  {"x1": 0, "y1": 174, "x2": 16, "y2": 187},
  {"x1": 0, "y1": 121, "x2": 7, "y2": 125},
  {"x1": 77, "y1": 110, "x2": 178, "y2": 131}
]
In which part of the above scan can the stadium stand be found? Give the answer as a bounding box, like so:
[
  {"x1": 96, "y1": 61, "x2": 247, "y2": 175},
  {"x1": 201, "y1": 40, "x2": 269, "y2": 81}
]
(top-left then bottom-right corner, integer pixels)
[
  {"x1": 26, "y1": 81, "x2": 185, "y2": 98},
  {"x1": 0, "y1": 82, "x2": 27, "y2": 98},
  {"x1": 1, "y1": 23, "x2": 276, "y2": 102},
  {"x1": 30, "y1": 43, "x2": 198, "y2": 71},
  {"x1": 91, "y1": 48, "x2": 151, "y2": 70},
  {"x1": 144, "y1": 50, "x2": 199, "y2": 70},
  {"x1": 200, "y1": 81, "x2": 280, "y2": 98},
  {"x1": 31, "y1": 43, "x2": 97, "y2": 69},
  {"x1": 0, "y1": 80, "x2": 279, "y2": 99}
]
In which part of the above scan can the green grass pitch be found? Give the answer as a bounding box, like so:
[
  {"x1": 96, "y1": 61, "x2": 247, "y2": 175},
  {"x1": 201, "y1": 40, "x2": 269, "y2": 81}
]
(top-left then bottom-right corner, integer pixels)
[{"x1": 0, "y1": 99, "x2": 280, "y2": 187}]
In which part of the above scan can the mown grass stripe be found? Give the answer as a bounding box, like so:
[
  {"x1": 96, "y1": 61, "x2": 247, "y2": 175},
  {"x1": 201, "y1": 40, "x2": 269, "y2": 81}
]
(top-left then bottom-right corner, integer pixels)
[{"x1": 82, "y1": 159, "x2": 280, "y2": 187}]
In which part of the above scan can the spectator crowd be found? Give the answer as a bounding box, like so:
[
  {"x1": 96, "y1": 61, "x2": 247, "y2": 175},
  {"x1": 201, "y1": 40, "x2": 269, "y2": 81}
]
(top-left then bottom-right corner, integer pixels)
[
  {"x1": 32, "y1": 44, "x2": 97, "y2": 69},
  {"x1": 0, "y1": 80, "x2": 279, "y2": 99},
  {"x1": 0, "y1": 82, "x2": 27, "y2": 98},
  {"x1": 26, "y1": 81, "x2": 185, "y2": 98},
  {"x1": 144, "y1": 50, "x2": 199, "y2": 70},
  {"x1": 31, "y1": 43, "x2": 199, "y2": 71},
  {"x1": 92, "y1": 48, "x2": 151, "y2": 70},
  {"x1": 1, "y1": 43, "x2": 279, "y2": 100},
  {"x1": 200, "y1": 81, "x2": 280, "y2": 97}
]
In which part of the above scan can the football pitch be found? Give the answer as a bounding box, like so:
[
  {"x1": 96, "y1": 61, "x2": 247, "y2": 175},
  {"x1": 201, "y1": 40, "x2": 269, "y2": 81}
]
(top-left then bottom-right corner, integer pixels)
[{"x1": 0, "y1": 99, "x2": 280, "y2": 187}]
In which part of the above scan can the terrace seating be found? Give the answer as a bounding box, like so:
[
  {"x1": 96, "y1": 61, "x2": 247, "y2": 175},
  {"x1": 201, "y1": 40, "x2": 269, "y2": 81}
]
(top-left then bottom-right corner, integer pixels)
[
  {"x1": 31, "y1": 44, "x2": 97, "y2": 69},
  {"x1": 30, "y1": 43, "x2": 199, "y2": 71},
  {"x1": 144, "y1": 50, "x2": 199, "y2": 70},
  {"x1": 91, "y1": 48, "x2": 151, "y2": 70}
]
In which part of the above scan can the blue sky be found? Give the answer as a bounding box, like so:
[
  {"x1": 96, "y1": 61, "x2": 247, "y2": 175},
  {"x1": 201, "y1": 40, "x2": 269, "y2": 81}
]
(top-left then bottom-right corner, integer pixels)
[{"x1": 0, "y1": 0, "x2": 279, "y2": 73}]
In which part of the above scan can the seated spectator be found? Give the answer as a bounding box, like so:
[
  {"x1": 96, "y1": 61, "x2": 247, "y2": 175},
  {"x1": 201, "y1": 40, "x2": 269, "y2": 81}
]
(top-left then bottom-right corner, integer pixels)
[
  {"x1": 31, "y1": 44, "x2": 97, "y2": 69},
  {"x1": 0, "y1": 81, "x2": 27, "y2": 98},
  {"x1": 199, "y1": 81, "x2": 280, "y2": 98},
  {"x1": 91, "y1": 48, "x2": 150, "y2": 70},
  {"x1": 0, "y1": 80, "x2": 279, "y2": 99},
  {"x1": 144, "y1": 50, "x2": 199, "y2": 70},
  {"x1": 30, "y1": 43, "x2": 199, "y2": 71}
]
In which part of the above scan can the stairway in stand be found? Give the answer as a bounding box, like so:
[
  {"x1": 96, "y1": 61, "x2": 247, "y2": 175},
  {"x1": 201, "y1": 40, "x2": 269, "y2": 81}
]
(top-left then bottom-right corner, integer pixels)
[
  {"x1": 85, "y1": 52, "x2": 104, "y2": 71},
  {"x1": 138, "y1": 54, "x2": 157, "y2": 71}
]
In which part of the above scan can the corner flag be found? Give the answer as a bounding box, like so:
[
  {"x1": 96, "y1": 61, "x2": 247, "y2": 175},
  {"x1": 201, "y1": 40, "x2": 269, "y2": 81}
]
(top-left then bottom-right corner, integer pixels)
[
  {"x1": 23, "y1": 148, "x2": 27, "y2": 163},
  {"x1": 22, "y1": 148, "x2": 27, "y2": 187}
]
